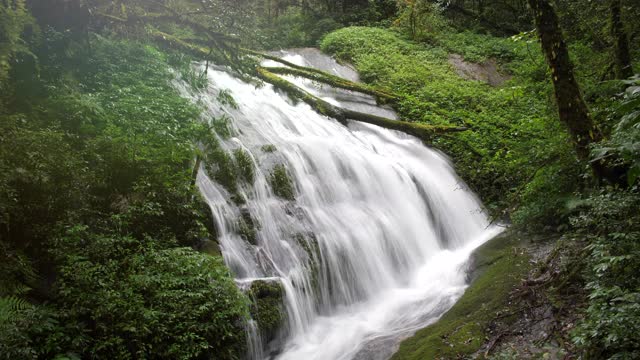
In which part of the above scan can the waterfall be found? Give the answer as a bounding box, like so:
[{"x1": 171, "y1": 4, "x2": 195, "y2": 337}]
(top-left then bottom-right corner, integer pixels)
[{"x1": 176, "y1": 49, "x2": 503, "y2": 360}]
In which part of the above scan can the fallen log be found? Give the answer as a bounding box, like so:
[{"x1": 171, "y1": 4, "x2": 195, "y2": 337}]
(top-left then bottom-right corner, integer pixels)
[
  {"x1": 242, "y1": 48, "x2": 330, "y2": 76},
  {"x1": 256, "y1": 67, "x2": 467, "y2": 141},
  {"x1": 264, "y1": 66, "x2": 396, "y2": 102},
  {"x1": 144, "y1": 33, "x2": 467, "y2": 140}
]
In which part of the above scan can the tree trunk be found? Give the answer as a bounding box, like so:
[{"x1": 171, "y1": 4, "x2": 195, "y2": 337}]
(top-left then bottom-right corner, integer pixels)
[
  {"x1": 263, "y1": 66, "x2": 396, "y2": 101},
  {"x1": 610, "y1": 0, "x2": 634, "y2": 79},
  {"x1": 256, "y1": 67, "x2": 468, "y2": 141},
  {"x1": 527, "y1": 0, "x2": 600, "y2": 164}
]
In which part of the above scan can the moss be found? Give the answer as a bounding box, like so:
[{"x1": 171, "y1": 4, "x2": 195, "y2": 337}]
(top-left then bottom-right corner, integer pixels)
[
  {"x1": 233, "y1": 148, "x2": 255, "y2": 184},
  {"x1": 211, "y1": 115, "x2": 234, "y2": 140},
  {"x1": 269, "y1": 164, "x2": 295, "y2": 201},
  {"x1": 199, "y1": 239, "x2": 221, "y2": 256},
  {"x1": 261, "y1": 144, "x2": 277, "y2": 153},
  {"x1": 248, "y1": 280, "x2": 286, "y2": 343},
  {"x1": 294, "y1": 233, "x2": 321, "y2": 294},
  {"x1": 237, "y1": 209, "x2": 259, "y2": 245},
  {"x1": 391, "y1": 231, "x2": 530, "y2": 360},
  {"x1": 265, "y1": 66, "x2": 397, "y2": 101},
  {"x1": 205, "y1": 147, "x2": 238, "y2": 194},
  {"x1": 320, "y1": 26, "x2": 573, "y2": 218}
]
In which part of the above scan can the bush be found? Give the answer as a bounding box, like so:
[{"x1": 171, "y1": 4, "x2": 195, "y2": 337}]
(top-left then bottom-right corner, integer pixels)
[
  {"x1": 570, "y1": 189, "x2": 640, "y2": 358},
  {"x1": 1, "y1": 34, "x2": 251, "y2": 358},
  {"x1": 52, "y1": 227, "x2": 249, "y2": 359}
]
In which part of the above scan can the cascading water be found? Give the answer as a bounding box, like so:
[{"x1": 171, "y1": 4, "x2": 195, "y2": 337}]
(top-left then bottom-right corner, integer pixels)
[{"x1": 176, "y1": 49, "x2": 503, "y2": 360}]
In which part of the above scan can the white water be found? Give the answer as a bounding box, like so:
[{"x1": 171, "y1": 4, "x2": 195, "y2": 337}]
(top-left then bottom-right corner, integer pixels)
[{"x1": 178, "y1": 49, "x2": 503, "y2": 360}]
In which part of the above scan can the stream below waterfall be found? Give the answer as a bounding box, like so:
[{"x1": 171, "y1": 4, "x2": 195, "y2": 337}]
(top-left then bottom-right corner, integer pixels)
[{"x1": 176, "y1": 48, "x2": 503, "y2": 360}]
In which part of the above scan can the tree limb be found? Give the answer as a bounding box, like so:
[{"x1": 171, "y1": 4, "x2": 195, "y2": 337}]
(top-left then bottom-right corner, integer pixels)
[
  {"x1": 256, "y1": 67, "x2": 467, "y2": 141},
  {"x1": 264, "y1": 66, "x2": 397, "y2": 101}
]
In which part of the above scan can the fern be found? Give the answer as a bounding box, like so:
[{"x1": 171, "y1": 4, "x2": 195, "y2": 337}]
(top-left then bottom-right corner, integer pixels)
[{"x1": 0, "y1": 295, "x2": 30, "y2": 323}]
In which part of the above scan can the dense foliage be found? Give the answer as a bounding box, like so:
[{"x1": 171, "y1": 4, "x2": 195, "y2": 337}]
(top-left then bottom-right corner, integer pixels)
[
  {"x1": 0, "y1": 31, "x2": 248, "y2": 359},
  {"x1": 570, "y1": 188, "x2": 640, "y2": 358}
]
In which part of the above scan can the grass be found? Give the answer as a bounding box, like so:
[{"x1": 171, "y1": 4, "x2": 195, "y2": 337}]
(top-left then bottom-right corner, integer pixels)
[{"x1": 391, "y1": 231, "x2": 530, "y2": 359}]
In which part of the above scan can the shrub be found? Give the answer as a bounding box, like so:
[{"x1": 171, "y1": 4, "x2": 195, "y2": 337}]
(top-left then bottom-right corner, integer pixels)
[
  {"x1": 570, "y1": 189, "x2": 640, "y2": 358},
  {"x1": 53, "y1": 228, "x2": 249, "y2": 359}
]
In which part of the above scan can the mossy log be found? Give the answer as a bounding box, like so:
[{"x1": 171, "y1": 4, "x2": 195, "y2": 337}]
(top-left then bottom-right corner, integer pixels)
[
  {"x1": 145, "y1": 34, "x2": 466, "y2": 140},
  {"x1": 242, "y1": 48, "x2": 331, "y2": 76},
  {"x1": 264, "y1": 66, "x2": 396, "y2": 102},
  {"x1": 256, "y1": 67, "x2": 467, "y2": 141}
]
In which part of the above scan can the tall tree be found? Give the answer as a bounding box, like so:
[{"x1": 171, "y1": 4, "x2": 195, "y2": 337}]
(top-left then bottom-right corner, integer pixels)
[
  {"x1": 527, "y1": 0, "x2": 603, "y2": 174},
  {"x1": 610, "y1": 0, "x2": 634, "y2": 79}
]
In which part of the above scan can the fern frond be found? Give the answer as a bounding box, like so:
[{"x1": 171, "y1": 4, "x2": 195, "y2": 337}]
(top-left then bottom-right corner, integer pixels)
[{"x1": 0, "y1": 295, "x2": 30, "y2": 323}]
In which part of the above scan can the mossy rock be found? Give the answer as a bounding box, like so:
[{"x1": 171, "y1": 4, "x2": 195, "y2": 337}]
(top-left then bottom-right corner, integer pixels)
[
  {"x1": 293, "y1": 232, "x2": 321, "y2": 295},
  {"x1": 248, "y1": 280, "x2": 286, "y2": 344},
  {"x1": 205, "y1": 147, "x2": 239, "y2": 194},
  {"x1": 233, "y1": 148, "x2": 255, "y2": 184},
  {"x1": 269, "y1": 164, "x2": 295, "y2": 201},
  {"x1": 203, "y1": 144, "x2": 249, "y2": 204},
  {"x1": 261, "y1": 144, "x2": 277, "y2": 153},
  {"x1": 198, "y1": 239, "x2": 221, "y2": 256},
  {"x1": 237, "y1": 208, "x2": 259, "y2": 245},
  {"x1": 391, "y1": 230, "x2": 531, "y2": 360}
]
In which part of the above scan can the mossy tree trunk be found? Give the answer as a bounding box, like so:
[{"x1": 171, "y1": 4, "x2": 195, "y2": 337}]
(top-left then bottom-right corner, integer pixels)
[
  {"x1": 610, "y1": 0, "x2": 634, "y2": 79},
  {"x1": 527, "y1": 0, "x2": 605, "y2": 177},
  {"x1": 256, "y1": 67, "x2": 468, "y2": 142}
]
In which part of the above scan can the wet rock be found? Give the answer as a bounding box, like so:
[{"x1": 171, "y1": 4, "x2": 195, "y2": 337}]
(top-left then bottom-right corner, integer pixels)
[
  {"x1": 248, "y1": 279, "x2": 287, "y2": 345},
  {"x1": 197, "y1": 239, "x2": 221, "y2": 256}
]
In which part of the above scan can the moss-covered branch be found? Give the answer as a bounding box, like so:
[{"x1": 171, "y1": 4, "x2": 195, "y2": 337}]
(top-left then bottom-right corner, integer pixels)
[
  {"x1": 256, "y1": 67, "x2": 467, "y2": 141},
  {"x1": 144, "y1": 34, "x2": 465, "y2": 140},
  {"x1": 242, "y1": 48, "x2": 330, "y2": 76},
  {"x1": 264, "y1": 66, "x2": 396, "y2": 101}
]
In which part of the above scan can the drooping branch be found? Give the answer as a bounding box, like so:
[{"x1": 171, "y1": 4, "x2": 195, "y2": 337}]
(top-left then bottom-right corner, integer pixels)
[
  {"x1": 264, "y1": 66, "x2": 397, "y2": 102},
  {"x1": 256, "y1": 67, "x2": 467, "y2": 141}
]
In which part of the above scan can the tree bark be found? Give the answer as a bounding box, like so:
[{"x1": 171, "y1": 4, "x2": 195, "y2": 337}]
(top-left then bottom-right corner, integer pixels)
[
  {"x1": 610, "y1": 0, "x2": 634, "y2": 79},
  {"x1": 527, "y1": 0, "x2": 601, "y2": 163}
]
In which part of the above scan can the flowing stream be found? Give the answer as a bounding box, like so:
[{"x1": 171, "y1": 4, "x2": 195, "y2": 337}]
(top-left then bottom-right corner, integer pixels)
[{"x1": 177, "y1": 49, "x2": 503, "y2": 360}]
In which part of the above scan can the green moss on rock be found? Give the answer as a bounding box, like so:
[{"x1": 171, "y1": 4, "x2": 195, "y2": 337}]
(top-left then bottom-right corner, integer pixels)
[
  {"x1": 249, "y1": 280, "x2": 286, "y2": 344},
  {"x1": 261, "y1": 144, "x2": 277, "y2": 153},
  {"x1": 237, "y1": 209, "x2": 259, "y2": 245},
  {"x1": 294, "y1": 232, "x2": 321, "y2": 295},
  {"x1": 391, "y1": 230, "x2": 530, "y2": 360},
  {"x1": 233, "y1": 148, "x2": 255, "y2": 184},
  {"x1": 270, "y1": 164, "x2": 296, "y2": 200}
]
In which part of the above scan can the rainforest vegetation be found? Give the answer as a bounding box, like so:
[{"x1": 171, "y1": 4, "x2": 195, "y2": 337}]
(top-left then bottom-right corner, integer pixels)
[{"x1": 1, "y1": 0, "x2": 639, "y2": 359}]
